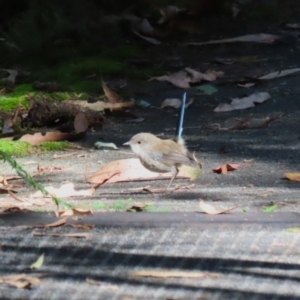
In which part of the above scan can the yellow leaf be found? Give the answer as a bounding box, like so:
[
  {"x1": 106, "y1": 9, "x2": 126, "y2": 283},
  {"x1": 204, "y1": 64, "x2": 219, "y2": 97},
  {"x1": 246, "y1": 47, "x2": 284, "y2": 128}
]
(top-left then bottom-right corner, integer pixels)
[
  {"x1": 29, "y1": 253, "x2": 44, "y2": 269},
  {"x1": 284, "y1": 173, "x2": 300, "y2": 182}
]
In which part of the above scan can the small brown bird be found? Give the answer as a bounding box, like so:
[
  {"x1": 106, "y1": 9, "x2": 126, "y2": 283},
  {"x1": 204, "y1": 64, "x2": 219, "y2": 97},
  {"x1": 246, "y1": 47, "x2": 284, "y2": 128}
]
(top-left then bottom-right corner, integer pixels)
[{"x1": 123, "y1": 132, "x2": 199, "y2": 190}]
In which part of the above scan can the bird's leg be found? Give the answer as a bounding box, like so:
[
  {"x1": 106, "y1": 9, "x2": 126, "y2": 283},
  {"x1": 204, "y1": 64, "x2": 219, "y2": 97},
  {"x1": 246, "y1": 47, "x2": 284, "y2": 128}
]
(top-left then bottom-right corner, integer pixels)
[{"x1": 164, "y1": 167, "x2": 179, "y2": 193}]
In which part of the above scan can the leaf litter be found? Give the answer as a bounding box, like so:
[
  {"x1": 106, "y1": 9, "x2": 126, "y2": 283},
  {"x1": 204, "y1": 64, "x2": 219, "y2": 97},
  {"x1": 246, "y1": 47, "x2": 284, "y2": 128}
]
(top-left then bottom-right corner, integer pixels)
[
  {"x1": 213, "y1": 164, "x2": 240, "y2": 174},
  {"x1": 0, "y1": 274, "x2": 41, "y2": 289},
  {"x1": 199, "y1": 199, "x2": 239, "y2": 215},
  {"x1": 214, "y1": 92, "x2": 271, "y2": 112},
  {"x1": 149, "y1": 68, "x2": 223, "y2": 89},
  {"x1": 87, "y1": 158, "x2": 201, "y2": 185}
]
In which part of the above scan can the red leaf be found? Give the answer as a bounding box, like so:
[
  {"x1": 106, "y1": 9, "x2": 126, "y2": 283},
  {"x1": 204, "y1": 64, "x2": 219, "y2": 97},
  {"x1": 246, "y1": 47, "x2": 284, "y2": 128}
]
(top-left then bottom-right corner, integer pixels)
[{"x1": 213, "y1": 164, "x2": 240, "y2": 174}]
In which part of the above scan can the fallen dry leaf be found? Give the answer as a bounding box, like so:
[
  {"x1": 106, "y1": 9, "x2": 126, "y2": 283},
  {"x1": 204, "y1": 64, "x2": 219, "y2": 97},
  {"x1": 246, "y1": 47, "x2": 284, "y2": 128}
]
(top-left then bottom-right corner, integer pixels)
[
  {"x1": 213, "y1": 164, "x2": 240, "y2": 174},
  {"x1": 37, "y1": 165, "x2": 63, "y2": 173},
  {"x1": 160, "y1": 98, "x2": 194, "y2": 109},
  {"x1": 102, "y1": 82, "x2": 124, "y2": 104},
  {"x1": 126, "y1": 203, "x2": 150, "y2": 212},
  {"x1": 66, "y1": 99, "x2": 134, "y2": 111},
  {"x1": 161, "y1": 98, "x2": 181, "y2": 109},
  {"x1": 40, "y1": 217, "x2": 68, "y2": 228},
  {"x1": 32, "y1": 230, "x2": 91, "y2": 239},
  {"x1": 149, "y1": 70, "x2": 191, "y2": 89},
  {"x1": 19, "y1": 131, "x2": 85, "y2": 145},
  {"x1": 131, "y1": 270, "x2": 218, "y2": 278},
  {"x1": 0, "y1": 274, "x2": 41, "y2": 289},
  {"x1": 0, "y1": 175, "x2": 22, "y2": 184},
  {"x1": 199, "y1": 199, "x2": 239, "y2": 215},
  {"x1": 256, "y1": 68, "x2": 300, "y2": 80},
  {"x1": 56, "y1": 208, "x2": 93, "y2": 217},
  {"x1": 284, "y1": 173, "x2": 300, "y2": 182},
  {"x1": 29, "y1": 253, "x2": 44, "y2": 270},
  {"x1": 87, "y1": 158, "x2": 201, "y2": 184},
  {"x1": 185, "y1": 67, "x2": 223, "y2": 82},
  {"x1": 69, "y1": 224, "x2": 94, "y2": 230},
  {"x1": 86, "y1": 278, "x2": 119, "y2": 290},
  {"x1": 214, "y1": 92, "x2": 271, "y2": 112},
  {"x1": 31, "y1": 182, "x2": 95, "y2": 198},
  {"x1": 150, "y1": 68, "x2": 222, "y2": 89},
  {"x1": 7, "y1": 190, "x2": 26, "y2": 202},
  {"x1": 186, "y1": 33, "x2": 281, "y2": 46}
]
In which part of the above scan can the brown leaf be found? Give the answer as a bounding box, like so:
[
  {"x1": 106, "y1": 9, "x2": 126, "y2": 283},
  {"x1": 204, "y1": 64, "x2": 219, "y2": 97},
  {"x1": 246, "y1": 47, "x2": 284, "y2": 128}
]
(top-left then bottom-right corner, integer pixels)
[
  {"x1": 87, "y1": 158, "x2": 201, "y2": 184},
  {"x1": 69, "y1": 224, "x2": 94, "y2": 230},
  {"x1": 199, "y1": 199, "x2": 239, "y2": 215},
  {"x1": 0, "y1": 274, "x2": 41, "y2": 289},
  {"x1": 56, "y1": 208, "x2": 93, "y2": 217},
  {"x1": 41, "y1": 217, "x2": 68, "y2": 228},
  {"x1": 0, "y1": 187, "x2": 17, "y2": 194},
  {"x1": 185, "y1": 68, "x2": 223, "y2": 82},
  {"x1": 86, "y1": 278, "x2": 119, "y2": 290},
  {"x1": 67, "y1": 99, "x2": 134, "y2": 111},
  {"x1": 19, "y1": 131, "x2": 85, "y2": 145},
  {"x1": 284, "y1": 173, "x2": 300, "y2": 182},
  {"x1": 126, "y1": 203, "x2": 150, "y2": 212},
  {"x1": 131, "y1": 270, "x2": 218, "y2": 278},
  {"x1": 213, "y1": 164, "x2": 240, "y2": 174},
  {"x1": 214, "y1": 92, "x2": 271, "y2": 112},
  {"x1": 7, "y1": 190, "x2": 27, "y2": 202},
  {"x1": 256, "y1": 68, "x2": 300, "y2": 80},
  {"x1": 149, "y1": 71, "x2": 191, "y2": 89},
  {"x1": 102, "y1": 82, "x2": 124, "y2": 103},
  {"x1": 74, "y1": 112, "x2": 89, "y2": 133}
]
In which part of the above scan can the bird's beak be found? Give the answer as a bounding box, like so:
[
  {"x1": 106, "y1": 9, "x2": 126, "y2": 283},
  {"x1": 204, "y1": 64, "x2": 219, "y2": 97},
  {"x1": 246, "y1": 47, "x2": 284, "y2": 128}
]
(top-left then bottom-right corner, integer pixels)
[{"x1": 123, "y1": 141, "x2": 130, "y2": 146}]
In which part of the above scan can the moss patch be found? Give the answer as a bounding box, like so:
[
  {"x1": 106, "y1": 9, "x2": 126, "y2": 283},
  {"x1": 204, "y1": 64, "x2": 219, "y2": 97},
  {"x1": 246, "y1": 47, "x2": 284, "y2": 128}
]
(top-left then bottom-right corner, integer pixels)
[
  {"x1": 0, "y1": 140, "x2": 33, "y2": 156},
  {"x1": 0, "y1": 140, "x2": 71, "y2": 156},
  {"x1": 0, "y1": 84, "x2": 34, "y2": 112},
  {"x1": 39, "y1": 141, "x2": 71, "y2": 151}
]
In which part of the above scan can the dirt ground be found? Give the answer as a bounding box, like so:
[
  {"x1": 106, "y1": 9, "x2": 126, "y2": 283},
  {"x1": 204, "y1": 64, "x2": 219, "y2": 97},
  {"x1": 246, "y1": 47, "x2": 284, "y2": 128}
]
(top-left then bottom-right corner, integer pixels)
[
  {"x1": 1, "y1": 12, "x2": 300, "y2": 214},
  {"x1": 1, "y1": 5, "x2": 300, "y2": 300}
]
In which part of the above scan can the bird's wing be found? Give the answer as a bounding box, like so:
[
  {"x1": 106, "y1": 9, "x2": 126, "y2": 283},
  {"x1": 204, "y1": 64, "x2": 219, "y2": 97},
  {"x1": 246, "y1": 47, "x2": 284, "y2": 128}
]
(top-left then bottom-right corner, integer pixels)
[{"x1": 150, "y1": 149, "x2": 190, "y2": 166}]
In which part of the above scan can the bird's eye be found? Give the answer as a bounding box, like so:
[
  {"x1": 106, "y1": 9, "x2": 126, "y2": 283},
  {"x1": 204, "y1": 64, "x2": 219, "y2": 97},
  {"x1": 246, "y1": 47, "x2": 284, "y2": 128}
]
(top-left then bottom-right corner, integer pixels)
[{"x1": 137, "y1": 141, "x2": 141, "y2": 144}]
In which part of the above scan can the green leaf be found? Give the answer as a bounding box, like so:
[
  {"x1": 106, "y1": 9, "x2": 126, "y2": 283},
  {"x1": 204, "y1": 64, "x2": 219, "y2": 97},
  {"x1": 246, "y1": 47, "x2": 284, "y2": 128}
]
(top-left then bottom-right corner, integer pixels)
[
  {"x1": 263, "y1": 204, "x2": 277, "y2": 213},
  {"x1": 196, "y1": 84, "x2": 218, "y2": 95}
]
